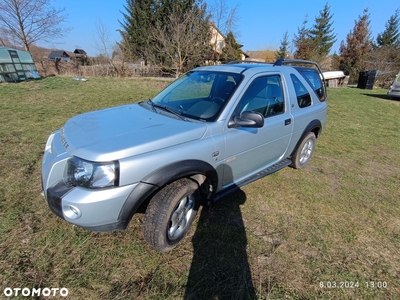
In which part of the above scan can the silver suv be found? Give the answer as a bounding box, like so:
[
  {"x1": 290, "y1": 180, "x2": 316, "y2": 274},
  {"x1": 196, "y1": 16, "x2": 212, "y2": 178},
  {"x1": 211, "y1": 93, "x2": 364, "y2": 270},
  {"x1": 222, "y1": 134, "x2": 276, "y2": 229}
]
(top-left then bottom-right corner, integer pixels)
[{"x1": 42, "y1": 59, "x2": 327, "y2": 252}]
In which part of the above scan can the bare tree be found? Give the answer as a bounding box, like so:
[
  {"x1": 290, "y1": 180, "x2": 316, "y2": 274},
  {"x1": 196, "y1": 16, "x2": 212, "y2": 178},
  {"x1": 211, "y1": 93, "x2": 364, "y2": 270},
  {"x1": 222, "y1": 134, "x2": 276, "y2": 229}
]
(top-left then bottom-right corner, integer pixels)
[
  {"x1": 147, "y1": 4, "x2": 211, "y2": 78},
  {"x1": 94, "y1": 19, "x2": 114, "y2": 59},
  {"x1": 0, "y1": 0, "x2": 69, "y2": 53},
  {"x1": 365, "y1": 46, "x2": 400, "y2": 87},
  {"x1": 208, "y1": 0, "x2": 240, "y2": 63},
  {"x1": 0, "y1": 35, "x2": 6, "y2": 46},
  {"x1": 209, "y1": 0, "x2": 240, "y2": 35},
  {"x1": 94, "y1": 19, "x2": 127, "y2": 77}
]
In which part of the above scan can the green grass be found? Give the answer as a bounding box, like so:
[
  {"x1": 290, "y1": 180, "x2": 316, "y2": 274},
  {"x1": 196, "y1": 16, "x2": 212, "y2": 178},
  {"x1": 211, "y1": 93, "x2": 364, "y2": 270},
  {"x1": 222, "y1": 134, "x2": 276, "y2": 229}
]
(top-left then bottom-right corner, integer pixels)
[{"x1": 1, "y1": 77, "x2": 399, "y2": 299}]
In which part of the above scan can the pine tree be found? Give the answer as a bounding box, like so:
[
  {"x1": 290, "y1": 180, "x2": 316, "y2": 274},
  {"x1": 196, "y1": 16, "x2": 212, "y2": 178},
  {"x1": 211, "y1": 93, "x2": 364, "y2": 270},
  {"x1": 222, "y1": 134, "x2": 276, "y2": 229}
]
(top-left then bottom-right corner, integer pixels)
[
  {"x1": 220, "y1": 31, "x2": 242, "y2": 63},
  {"x1": 275, "y1": 31, "x2": 289, "y2": 59},
  {"x1": 339, "y1": 8, "x2": 373, "y2": 84},
  {"x1": 119, "y1": 0, "x2": 156, "y2": 62},
  {"x1": 156, "y1": 0, "x2": 196, "y2": 25},
  {"x1": 293, "y1": 16, "x2": 314, "y2": 60},
  {"x1": 308, "y1": 3, "x2": 336, "y2": 59},
  {"x1": 376, "y1": 9, "x2": 400, "y2": 48}
]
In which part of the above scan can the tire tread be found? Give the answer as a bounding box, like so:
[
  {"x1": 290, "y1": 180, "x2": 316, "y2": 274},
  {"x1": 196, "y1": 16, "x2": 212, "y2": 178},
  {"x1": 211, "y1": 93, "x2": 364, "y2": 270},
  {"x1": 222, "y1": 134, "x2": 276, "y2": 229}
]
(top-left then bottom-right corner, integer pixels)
[{"x1": 143, "y1": 178, "x2": 198, "y2": 252}]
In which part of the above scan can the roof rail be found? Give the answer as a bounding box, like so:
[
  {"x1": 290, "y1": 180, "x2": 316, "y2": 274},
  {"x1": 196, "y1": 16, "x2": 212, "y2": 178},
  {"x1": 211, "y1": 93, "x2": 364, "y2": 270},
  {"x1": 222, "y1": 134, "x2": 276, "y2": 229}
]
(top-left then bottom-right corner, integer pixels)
[
  {"x1": 226, "y1": 60, "x2": 268, "y2": 65},
  {"x1": 274, "y1": 58, "x2": 325, "y2": 79},
  {"x1": 274, "y1": 58, "x2": 319, "y2": 66},
  {"x1": 274, "y1": 58, "x2": 323, "y2": 70}
]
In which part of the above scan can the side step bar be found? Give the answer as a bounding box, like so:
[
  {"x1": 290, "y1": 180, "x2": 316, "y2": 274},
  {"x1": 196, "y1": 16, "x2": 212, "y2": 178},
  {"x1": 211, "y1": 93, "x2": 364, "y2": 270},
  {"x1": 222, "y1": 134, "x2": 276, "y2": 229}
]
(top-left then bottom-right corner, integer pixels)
[{"x1": 214, "y1": 158, "x2": 292, "y2": 201}]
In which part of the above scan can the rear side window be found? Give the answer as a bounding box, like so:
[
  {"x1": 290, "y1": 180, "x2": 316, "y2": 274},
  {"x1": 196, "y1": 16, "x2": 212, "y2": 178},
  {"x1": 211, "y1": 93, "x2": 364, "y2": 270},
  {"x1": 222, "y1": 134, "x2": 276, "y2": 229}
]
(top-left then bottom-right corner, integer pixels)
[
  {"x1": 298, "y1": 70, "x2": 326, "y2": 101},
  {"x1": 291, "y1": 74, "x2": 311, "y2": 108}
]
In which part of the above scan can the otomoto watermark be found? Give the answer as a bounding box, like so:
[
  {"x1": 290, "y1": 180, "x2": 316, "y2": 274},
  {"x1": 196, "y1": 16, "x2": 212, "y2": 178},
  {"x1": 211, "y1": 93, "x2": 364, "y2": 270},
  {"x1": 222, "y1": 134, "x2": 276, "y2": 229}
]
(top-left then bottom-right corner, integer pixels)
[{"x1": 2, "y1": 287, "x2": 68, "y2": 297}]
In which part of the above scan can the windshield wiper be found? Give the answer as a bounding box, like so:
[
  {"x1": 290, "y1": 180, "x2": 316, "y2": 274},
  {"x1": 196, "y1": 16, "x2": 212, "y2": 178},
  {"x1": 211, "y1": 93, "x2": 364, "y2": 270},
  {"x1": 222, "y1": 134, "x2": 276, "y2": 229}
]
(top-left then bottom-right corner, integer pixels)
[{"x1": 148, "y1": 99, "x2": 188, "y2": 121}]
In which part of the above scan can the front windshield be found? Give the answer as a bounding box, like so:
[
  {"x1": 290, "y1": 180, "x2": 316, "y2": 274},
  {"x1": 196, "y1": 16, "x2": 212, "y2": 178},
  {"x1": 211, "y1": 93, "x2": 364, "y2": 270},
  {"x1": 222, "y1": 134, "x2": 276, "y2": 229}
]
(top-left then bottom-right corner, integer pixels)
[{"x1": 151, "y1": 71, "x2": 243, "y2": 121}]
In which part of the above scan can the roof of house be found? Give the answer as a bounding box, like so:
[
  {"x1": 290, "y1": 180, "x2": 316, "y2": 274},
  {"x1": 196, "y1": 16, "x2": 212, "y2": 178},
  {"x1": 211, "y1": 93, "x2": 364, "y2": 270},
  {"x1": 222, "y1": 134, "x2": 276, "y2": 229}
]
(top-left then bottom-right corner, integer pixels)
[
  {"x1": 48, "y1": 50, "x2": 70, "y2": 59},
  {"x1": 74, "y1": 49, "x2": 87, "y2": 55}
]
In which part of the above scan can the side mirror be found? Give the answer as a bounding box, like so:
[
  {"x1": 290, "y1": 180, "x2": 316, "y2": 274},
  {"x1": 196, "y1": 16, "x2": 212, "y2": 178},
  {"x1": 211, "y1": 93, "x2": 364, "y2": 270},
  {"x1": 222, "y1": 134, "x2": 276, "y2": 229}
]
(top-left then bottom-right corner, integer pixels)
[{"x1": 228, "y1": 111, "x2": 264, "y2": 128}]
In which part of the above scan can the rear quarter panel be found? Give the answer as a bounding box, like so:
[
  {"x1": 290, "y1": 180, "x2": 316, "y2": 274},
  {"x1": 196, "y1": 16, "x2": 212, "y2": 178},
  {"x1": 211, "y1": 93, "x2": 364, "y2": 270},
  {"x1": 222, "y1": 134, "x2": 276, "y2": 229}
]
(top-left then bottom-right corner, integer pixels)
[{"x1": 285, "y1": 69, "x2": 327, "y2": 155}]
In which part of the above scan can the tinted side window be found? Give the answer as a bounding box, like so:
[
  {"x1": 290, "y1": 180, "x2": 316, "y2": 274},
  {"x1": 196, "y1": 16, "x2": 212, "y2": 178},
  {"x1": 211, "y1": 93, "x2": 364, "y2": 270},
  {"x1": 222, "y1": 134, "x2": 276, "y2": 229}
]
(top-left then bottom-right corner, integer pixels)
[
  {"x1": 298, "y1": 70, "x2": 326, "y2": 101},
  {"x1": 291, "y1": 74, "x2": 312, "y2": 108},
  {"x1": 239, "y1": 75, "x2": 284, "y2": 118}
]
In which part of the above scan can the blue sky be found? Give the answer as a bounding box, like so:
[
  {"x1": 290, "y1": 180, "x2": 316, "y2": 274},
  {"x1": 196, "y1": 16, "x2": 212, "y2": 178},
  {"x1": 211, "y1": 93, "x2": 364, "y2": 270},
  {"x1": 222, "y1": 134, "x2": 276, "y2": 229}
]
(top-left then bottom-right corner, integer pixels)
[{"x1": 51, "y1": 0, "x2": 399, "y2": 56}]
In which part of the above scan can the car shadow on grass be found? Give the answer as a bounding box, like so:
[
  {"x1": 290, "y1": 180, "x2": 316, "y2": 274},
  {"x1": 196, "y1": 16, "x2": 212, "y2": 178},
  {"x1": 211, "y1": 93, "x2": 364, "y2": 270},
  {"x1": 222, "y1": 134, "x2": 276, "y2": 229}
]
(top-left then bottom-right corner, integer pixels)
[
  {"x1": 184, "y1": 188, "x2": 256, "y2": 300},
  {"x1": 362, "y1": 92, "x2": 400, "y2": 101}
]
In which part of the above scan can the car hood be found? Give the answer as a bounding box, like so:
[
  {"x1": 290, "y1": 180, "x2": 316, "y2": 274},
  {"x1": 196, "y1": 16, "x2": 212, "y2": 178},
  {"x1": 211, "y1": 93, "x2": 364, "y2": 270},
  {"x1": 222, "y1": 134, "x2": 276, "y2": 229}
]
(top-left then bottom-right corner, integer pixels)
[{"x1": 61, "y1": 104, "x2": 207, "y2": 161}]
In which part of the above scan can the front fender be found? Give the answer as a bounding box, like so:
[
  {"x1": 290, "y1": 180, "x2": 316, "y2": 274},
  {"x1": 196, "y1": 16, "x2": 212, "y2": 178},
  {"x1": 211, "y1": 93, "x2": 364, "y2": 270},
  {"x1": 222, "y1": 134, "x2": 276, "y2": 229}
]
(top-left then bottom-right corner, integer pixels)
[
  {"x1": 117, "y1": 160, "x2": 218, "y2": 228},
  {"x1": 142, "y1": 159, "x2": 218, "y2": 188}
]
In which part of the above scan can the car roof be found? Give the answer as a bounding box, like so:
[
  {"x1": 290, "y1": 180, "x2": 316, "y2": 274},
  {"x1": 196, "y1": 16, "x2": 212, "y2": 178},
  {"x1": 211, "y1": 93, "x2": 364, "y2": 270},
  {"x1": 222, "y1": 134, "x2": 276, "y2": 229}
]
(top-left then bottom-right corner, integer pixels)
[
  {"x1": 194, "y1": 59, "x2": 323, "y2": 76},
  {"x1": 194, "y1": 63, "x2": 287, "y2": 75}
]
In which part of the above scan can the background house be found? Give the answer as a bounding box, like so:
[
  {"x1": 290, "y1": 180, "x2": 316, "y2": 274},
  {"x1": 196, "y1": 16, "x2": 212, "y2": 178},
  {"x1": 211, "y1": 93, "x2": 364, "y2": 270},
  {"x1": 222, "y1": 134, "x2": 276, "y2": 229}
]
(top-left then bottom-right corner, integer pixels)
[
  {"x1": 210, "y1": 24, "x2": 226, "y2": 58},
  {"x1": 73, "y1": 49, "x2": 87, "y2": 56},
  {"x1": 210, "y1": 24, "x2": 248, "y2": 62},
  {"x1": 73, "y1": 49, "x2": 89, "y2": 65},
  {"x1": 48, "y1": 50, "x2": 70, "y2": 62}
]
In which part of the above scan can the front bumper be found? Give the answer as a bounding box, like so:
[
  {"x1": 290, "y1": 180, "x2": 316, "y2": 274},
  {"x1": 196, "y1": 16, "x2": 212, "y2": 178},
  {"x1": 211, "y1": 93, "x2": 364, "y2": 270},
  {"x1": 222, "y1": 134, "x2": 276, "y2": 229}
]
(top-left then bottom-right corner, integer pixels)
[
  {"x1": 44, "y1": 180, "x2": 138, "y2": 231},
  {"x1": 388, "y1": 88, "x2": 400, "y2": 98},
  {"x1": 41, "y1": 130, "x2": 140, "y2": 231}
]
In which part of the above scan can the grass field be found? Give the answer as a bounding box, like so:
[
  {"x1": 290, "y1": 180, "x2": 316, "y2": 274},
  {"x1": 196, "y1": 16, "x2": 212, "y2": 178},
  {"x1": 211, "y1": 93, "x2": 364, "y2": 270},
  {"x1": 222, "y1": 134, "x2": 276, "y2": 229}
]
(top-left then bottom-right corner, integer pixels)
[{"x1": 0, "y1": 76, "x2": 399, "y2": 299}]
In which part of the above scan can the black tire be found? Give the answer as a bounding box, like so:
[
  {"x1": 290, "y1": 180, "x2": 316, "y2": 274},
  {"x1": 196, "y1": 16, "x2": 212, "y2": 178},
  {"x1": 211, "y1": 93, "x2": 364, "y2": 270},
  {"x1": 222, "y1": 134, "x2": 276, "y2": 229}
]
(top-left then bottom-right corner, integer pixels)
[
  {"x1": 291, "y1": 132, "x2": 316, "y2": 169},
  {"x1": 142, "y1": 178, "x2": 200, "y2": 252}
]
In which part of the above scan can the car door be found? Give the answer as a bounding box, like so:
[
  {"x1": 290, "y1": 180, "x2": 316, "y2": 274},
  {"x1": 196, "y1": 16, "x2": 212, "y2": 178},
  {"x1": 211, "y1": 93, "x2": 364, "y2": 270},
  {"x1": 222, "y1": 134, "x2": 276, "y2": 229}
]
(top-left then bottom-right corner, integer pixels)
[{"x1": 221, "y1": 74, "x2": 293, "y2": 187}]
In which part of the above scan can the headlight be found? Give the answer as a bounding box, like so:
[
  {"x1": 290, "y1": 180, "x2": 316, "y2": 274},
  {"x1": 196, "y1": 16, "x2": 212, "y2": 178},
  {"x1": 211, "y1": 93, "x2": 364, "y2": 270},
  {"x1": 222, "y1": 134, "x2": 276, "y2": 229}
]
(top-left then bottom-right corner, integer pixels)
[{"x1": 64, "y1": 157, "x2": 119, "y2": 188}]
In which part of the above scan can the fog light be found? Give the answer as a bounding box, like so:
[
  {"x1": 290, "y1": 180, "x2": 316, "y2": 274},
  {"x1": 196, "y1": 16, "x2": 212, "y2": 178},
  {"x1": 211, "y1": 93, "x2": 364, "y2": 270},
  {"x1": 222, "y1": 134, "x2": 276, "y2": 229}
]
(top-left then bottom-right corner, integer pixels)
[{"x1": 63, "y1": 205, "x2": 82, "y2": 219}]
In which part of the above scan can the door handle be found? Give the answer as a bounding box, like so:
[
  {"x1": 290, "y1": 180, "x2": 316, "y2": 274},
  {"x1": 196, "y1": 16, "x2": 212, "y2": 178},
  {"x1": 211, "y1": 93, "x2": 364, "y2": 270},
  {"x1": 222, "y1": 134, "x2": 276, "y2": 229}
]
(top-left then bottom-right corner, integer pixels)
[{"x1": 285, "y1": 118, "x2": 291, "y2": 125}]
